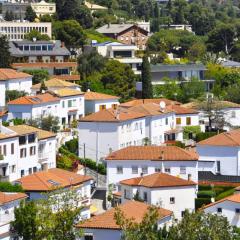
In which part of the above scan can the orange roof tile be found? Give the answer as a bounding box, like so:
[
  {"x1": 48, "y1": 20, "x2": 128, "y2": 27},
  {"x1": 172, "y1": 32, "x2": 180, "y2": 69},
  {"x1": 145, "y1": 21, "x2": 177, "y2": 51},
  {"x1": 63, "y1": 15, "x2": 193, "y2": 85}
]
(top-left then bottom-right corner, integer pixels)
[
  {"x1": 77, "y1": 201, "x2": 172, "y2": 229},
  {"x1": 12, "y1": 62, "x2": 77, "y2": 69},
  {"x1": 120, "y1": 173, "x2": 196, "y2": 188},
  {"x1": 51, "y1": 75, "x2": 80, "y2": 81},
  {"x1": 202, "y1": 194, "x2": 240, "y2": 209},
  {"x1": 0, "y1": 68, "x2": 31, "y2": 80},
  {"x1": 84, "y1": 91, "x2": 119, "y2": 100},
  {"x1": 0, "y1": 192, "x2": 27, "y2": 205},
  {"x1": 106, "y1": 146, "x2": 198, "y2": 161},
  {"x1": 79, "y1": 107, "x2": 146, "y2": 122},
  {"x1": 166, "y1": 104, "x2": 198, "y2": 115},
  {"x1": 197, "y1": 129, "x2": 240, "y2": 146},
  {"x1": 8, "y1": 93, "x2": 60, "y2": 105},
  {"x1": 16, "y1": 168, "x2": 93, "y2": 191}
]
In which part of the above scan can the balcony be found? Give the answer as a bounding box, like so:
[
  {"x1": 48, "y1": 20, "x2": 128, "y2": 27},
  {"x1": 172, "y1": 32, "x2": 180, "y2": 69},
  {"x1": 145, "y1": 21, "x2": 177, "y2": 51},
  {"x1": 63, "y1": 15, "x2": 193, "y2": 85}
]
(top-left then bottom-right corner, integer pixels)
[{"x1": 38, "y1": 152, "x2": 49, "y2": 163}]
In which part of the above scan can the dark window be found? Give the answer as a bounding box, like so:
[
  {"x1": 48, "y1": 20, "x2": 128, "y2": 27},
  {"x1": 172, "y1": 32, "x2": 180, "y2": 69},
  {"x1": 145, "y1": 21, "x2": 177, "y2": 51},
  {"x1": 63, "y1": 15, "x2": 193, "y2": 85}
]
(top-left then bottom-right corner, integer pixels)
[
  {"x1": 84, "y1": 236, "x2": 93, "y2": 240},
  {"x1": 113, "y1": 50, "x2": 132, "y2": 58},
  {"x1": 11, "y1": 143, "x2": 14, "y2": 155},
  {"x1": 36, "y1": 45, "x2": 41, "y2": 51},
  {"x1": 19, "y1": 136, "x2": 26, "y2": 145},
  {"x1": 143, "y1": 192, "x2": 147, "y2": 202},
  {"x1": 170, "y1": 197, "x2": 175, "y2": 204},
  {"x1": 42, "y1": 45, "x2": 47, "y2": 51},
  {"x1": 33, "y1": 167, "x2": 37, "y2": 173},
  {"x1": 21, "y1": 170, "x2": 24, "y2": 177},
  {"x1": 217, "y1": 208, "x2": 222, "y2": 213},
  {"x1": 24, "y1": 45, "x2": 29, "y2": 51},
  {"x1": 3, "y1": 145, "x2": 6, "y2": 156},
  {"x1": 30, "y1": 45, "x2": 36, "y2": 51},
  {"x1": 29, "y1": 168, "x2": 32, "y2": 174},
  {"x1": 28, "y1": 134, "x2": 35, "y2": 143}
]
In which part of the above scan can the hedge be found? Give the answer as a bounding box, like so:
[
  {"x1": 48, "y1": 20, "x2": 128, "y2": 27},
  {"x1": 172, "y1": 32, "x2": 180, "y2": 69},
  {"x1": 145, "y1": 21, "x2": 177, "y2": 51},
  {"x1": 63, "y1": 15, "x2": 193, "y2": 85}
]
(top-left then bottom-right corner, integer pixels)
[
  {"x1": 215, "y1": 188, "x2": 235, "y2": 201},
  {"x1": 197, "y1": 190, "x2": 215, "y2": 198},
  {"x1": 198, "y1": 185, "x2": 212, "y2": 191},
  {"x1": 196, "y1": 132, "x2": 217, "y2": 142},
  {"x1": 195, "y1": 198, "x2": 212, "y2": 209},
  {"x1": 0, "y1": 182, "x2": 24, "y2": 192}
]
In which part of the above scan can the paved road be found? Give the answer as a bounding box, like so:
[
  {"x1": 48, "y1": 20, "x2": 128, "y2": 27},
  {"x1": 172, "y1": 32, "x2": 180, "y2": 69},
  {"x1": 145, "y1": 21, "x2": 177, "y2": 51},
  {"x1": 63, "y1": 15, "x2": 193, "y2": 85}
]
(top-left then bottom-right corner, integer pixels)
[{"x1": 85, "y1": 167, "x2": 107, "y2": 188}]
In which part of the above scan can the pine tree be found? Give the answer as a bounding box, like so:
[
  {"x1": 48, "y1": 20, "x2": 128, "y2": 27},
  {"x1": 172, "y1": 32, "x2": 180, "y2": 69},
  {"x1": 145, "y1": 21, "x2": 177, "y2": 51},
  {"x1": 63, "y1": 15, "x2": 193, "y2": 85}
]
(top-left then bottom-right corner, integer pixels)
[
  {"x1": 0, "y1": 36, "x2": 11, "y2": 68},
  {"x1": 141, "y1": 55, "x2": 153, "y2": 99},
  {"x1": 25, "y1": 6, "x2": 37, "y2": 22}
]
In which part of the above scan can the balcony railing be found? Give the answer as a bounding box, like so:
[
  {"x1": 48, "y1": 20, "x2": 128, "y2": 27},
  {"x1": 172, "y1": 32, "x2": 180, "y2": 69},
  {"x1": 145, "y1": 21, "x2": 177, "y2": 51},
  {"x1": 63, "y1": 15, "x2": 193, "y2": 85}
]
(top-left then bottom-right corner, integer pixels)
[{"x1": 38, "y1": 152, "x2": 50, "y2": 162}]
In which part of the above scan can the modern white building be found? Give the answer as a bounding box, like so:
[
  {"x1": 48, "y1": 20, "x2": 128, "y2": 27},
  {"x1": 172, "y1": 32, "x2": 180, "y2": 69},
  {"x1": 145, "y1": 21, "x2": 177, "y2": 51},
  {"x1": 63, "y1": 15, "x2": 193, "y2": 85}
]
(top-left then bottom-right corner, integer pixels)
[
  {"x1": 203, "y1": 193, "x2": 240, "y2": 227},
  {"x1": 0, "y1": 124, "x2": 56, "y2": 182},
  {"x1": 0, "y1": 68, "x2": 32, "y2": 107},
  {"x1": 0, "y1": 21, "x2": 52, "y2": 41},
  {"x1": 31, "y1": 0, "x2": 56, "y2": 17},
  {"x1": 105, "y1": 145, "x2": 199, "y2": 191},
  {"x1": 84, "y1": 90, "x2": 119, "y2": 115},
  {"x1": 93, "y1": 41, "x2": 142, "y2": 74},
  {"x1": 0, "y1": 192, "x2": 27, "y2": 239},
  {"x1": 197, "y1": 129, "x2": 240, "y2": 176},
  {"x1": 15, "y1": 168, "x2": 93, "y2": 220},
  {"x1": 120, "y1": 173, "x2": 197, "y2": 220},
  {"x1": 77, "y1": 200, "x2": 172, "y2": 240}
]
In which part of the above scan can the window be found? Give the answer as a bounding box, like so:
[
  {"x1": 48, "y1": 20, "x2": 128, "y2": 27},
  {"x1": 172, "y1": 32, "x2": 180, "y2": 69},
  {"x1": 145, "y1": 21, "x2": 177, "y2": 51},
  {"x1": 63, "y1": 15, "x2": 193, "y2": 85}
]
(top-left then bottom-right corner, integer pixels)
[
  {"x1": 165, "y1": 118, "x2": 168, "y2": 125},
  {"x1": 29, "y1": 168, "x2": 32, "y2": 175},
  {"x1": 142, "y1": 166, "x2": 148, "y2": 174},
  {"x1": 165, "y1": 168, "x2": 171, "y2": 174},
  {"x1": 180, "y1": 166, "x2": 186, "y2": 174},
  {"x1": 143, "y1": 192, "x2": 148, "y2": 202},
  {"x1": 232, "y1": 111, "x2": 236, "y2": 118},
  {"x1": 3, "y1": 145, "x2": 6, "y2": 156},
  {"x1": 132, "y1": 166, "x2": 138, "y2": 174},
  {"x1": 170, "y1": 197, "x2": 175, "y2": 204},
  {"x1": 124, "y1": 189, "x2": 131, "y2": 199},
  {"x1": 68, "y1": 100, "x2": 72, "y2": 108},
  {"x1": 186, "y1": 117, "x2": 191, "y2": 125},
  {"x1": 188, "y1": 174, "x2": 192, "y2": 181},
  {"x1": 236, "y1": 208, "x2": 240, "y2": 214},
  {"x1": 11, "y1": 143, "x2": 14, "y2": 155},
  {"x1": 112, "y1": 104, "x2": 118, "y2": 110},
  {"x1": 99, "y1": 104, "x2": 106, "y2": 111},
  {"x1": 33, "y1": 167, "x2": 37, "y2": 173},
  {"x1": 30, "y1": 146, "x2": 36, "y2": 156},
  {"x1": 72, "y1": 99, "x2": 77, "y2": 107},
  {"x1": 11, "y1": 165, "x2": 16, "y2": 173},
  {"x1": 21, "y1": 170, "x2": 25, "y2": 177},
  {"x1": 217, "y1": 208, "x2": 222, "y2": 213},
  {"x1": 20, "y1": 148, "x2": 26, "y2": 158},
  {"x1": 155, "y1": 167, "x2": 161, "y2": 173},
  {"x1": 28, "y1": 134, "x2": 35, "y2": 143},
  {"x1": 62, "y1": 101, "x2": 65, "y2": 108},
  {"x1": 19, "y1": 136, "x2": 26, "y2": 145},
  {"x1": 84, "y1": 236, "x2": 93, "y2": 240},
  {"x1": 117, "y1": 166, "x2": 123, "y2": 174},
  {"x1": 176, "y1": 117, "x2": 181, "y2": 125}
]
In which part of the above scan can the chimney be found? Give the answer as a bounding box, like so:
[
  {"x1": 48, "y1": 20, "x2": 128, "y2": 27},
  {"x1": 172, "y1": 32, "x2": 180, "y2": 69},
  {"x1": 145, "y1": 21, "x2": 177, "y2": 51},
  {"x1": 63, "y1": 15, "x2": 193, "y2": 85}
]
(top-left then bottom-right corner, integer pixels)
[{"x1": 61, "y1": 42, "x2": 65, "y2": 48}]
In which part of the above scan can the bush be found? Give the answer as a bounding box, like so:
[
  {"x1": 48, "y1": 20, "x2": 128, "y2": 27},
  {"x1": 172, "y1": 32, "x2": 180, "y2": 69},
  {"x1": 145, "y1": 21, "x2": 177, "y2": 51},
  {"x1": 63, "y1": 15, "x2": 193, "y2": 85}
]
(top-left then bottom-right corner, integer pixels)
[
  {"x1": 215, "y1": 188, "x2": 235, "y2": 201},
  {"x1": 196, "y1": 132, "x2": 217, "y2": 142},
  {"x1": 197, "y1": 190, "x2": 215, "y2": 198},
  {"x1": 64, "y1": 138, "x2": 78, "y2": 155},
  {"x1": 195, "y1": 198, "x2": 212, "y2": 209},
  {"x1": 198, "y1": 185, "x2": 212, "y2": 191},
  {"x1": 0, "y1": 182, "x2": 24, "y2": 192},
  {"x1": 183, "y1": 126, "x2": 201, "y2": 140}
]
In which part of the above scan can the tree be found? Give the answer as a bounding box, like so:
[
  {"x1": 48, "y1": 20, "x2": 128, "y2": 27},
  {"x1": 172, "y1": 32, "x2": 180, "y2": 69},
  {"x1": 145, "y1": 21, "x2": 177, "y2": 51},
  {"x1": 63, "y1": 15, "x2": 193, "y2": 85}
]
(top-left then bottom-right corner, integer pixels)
[
  {"x1": 39, "y1": 80, "x2": 48, "y2": 93},
  {"x1": 4, "y1": 10, "x2": 14, "y2": 21},
  {"x1": 23, "y1": 69, "x2": 49, "y2": 85},
  {"x1": 142, "y1": 55, "x2": 153, "y2": 99},
  {"x1": 5, "y1": 90, "x2": 26, "y2": 103},
  {"x1": 25, "y1": 6, "x2": 37, "y2": 22},
  {"x1": 151, "y1": 2, "x2": 160, "y2": 32},
  {"x1": 53, "y1": 20, "x2": 86, "y2": 49},
  {"x1": 0, "y1": 35, "x2": 11, "y2": 68},
  {"x1": 24, "y1": 30, "x2": 50, "y2": 41}
]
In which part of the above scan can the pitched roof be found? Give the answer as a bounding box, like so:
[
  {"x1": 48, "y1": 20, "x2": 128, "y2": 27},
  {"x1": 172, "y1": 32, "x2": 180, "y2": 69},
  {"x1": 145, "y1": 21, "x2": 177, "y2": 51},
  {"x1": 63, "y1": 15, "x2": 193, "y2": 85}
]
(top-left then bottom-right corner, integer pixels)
[
  {"x1": 167, "y1": 104, "x2": 198, "y2": 115},
  {"x1": 202, "y1": 194, "x2": 240, "y2": 209},
  {"x1": 77, "y1": 201, "x2": 172, "y2": 229},
  {"x1": 50, "y1": 75, "x2": 80, "y2": 81},
  {"x1": 84, "y1": 91, "x2": 119, "y2": 100},
  {"x1": 0, "y1": 68, "x2": 31, "y2": 80},
  {"x1": 0, "y1": 192, "x2": 27, "y2": 205},
  {"x1": 106, "y1": 146, "x2": 198, "y2": 161},
  {"x1": 120, "y1": 173, "x2": 196, "y2": 188},
  {"x1": 52, "y1": 88, "x2": 83, "y2": 97},
  {"x1": 97, "y1": 24, "x2": 135, "y2": 34},
  {"x1": 31, "y1": 78, "x2": 78, "y2": 90},
  {"x1": 197, "y1": 129, "x2": 240, "y2": 147},
  {"x1": 182, "y1": 101, "x2": 240, "y2": 110},
  {"x1": 16, "y1": 168, "x2": 93, "y2": 191},
  {"x1": 7, "y1": 93, "x2": 60, "y2": 105},
  {"x1": 8, "y1": 125, "x2": 56, "y2": 140},
  {"x1": 79, "y1": 107, "x2": 146, "y2": 122},
  {"x1": 12, "y1": 62, "x2": 77, "y2": 69}
]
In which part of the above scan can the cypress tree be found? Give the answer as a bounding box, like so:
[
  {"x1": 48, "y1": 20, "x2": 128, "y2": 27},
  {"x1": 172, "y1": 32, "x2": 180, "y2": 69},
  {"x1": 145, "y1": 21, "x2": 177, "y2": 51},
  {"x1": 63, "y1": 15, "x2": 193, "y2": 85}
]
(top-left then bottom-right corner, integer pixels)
[
  {"x1": 39, "y1": 80, "x2": 48, "y2": 93},
  {"x1": 25, "y1": 6, "x2": 37, "y2": 22},
  {"x1": 0, "y1": 36, "x2": 11, "y2": 68},
  {"x1": 141, "y1": 55, "x2": 153, "y2": 99}
]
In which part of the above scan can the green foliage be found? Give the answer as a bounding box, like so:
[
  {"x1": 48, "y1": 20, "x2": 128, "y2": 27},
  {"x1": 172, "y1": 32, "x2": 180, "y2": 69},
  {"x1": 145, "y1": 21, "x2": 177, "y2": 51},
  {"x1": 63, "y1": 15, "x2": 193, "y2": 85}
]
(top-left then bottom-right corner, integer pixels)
[
  {"x1": 195, "y1": 198, "x2": 211, "y2": 210},
  {"x1": 23, "y1": 69, "x2": 49, "y2": 85},
  {"x1": 197, "y1": 190, "x2": 215, "y2": 198},
  {"x1": 64, "y1": 138, "x2": 78, "y2": 155},
  {"x1": 198, "y1": 185, "x2": 212, "y2": 191},
  {"x1": 215, "y1": 188, "x2": 235, "y2": 201},
  {"x1": 25, "y1": 6, "x2": 37, "y2": 22},
  {"x1": 0, "y1": 182, "x2": 24, "y2": 192},
  {"x1": 5, "y1": 90, "x2": 26, "y2": 102},
  {"x1": 57, "y1": 154, "x2": 73, "y2": 170},
  {"x1": 85, "y1": 29, "x2": 117, "y2": 43},
  {"x1": 24, "y1": 30, "x2": 50, "y2": 41},
  {"x1": 196, "y1": 132, "x2": 218, "y2": 142},
  {"x1": 183, "y1": 126, "x2": 201, "y2": 140},
  {"x1": 4, "y1": 10, "x2": 14, "y2": 21},
  {"x1": 142, "y1": 55, "x2": 153, "y2": 99},
  {"x1": 0, "y1": 35, "x2": 11, "y2": 68},
  {"x1": 167, "y1": 140, "x2": 185, "y2": 148}
]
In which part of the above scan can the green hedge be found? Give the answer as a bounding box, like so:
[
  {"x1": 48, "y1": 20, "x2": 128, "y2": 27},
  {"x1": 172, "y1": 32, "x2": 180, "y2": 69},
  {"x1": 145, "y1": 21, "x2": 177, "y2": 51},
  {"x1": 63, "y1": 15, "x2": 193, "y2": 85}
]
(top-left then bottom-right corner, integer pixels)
[
  {"x1": 198, "y1": 185, "x2": 212, "y2": 191},
  {"x1": 196, "y1": 132, "x2": 217, "y2": 142},
  {"x1": 64, "y1": 138, "x2": 78, "y2": 155},
  {"x1": 215, "y1": 188, "x2": 235, "y2": 201},
  {"x1": 195, "y1": 198, "x2": 212, "y2": 209},
  {"x1": 0, "y1": 182, "x2": 24, "y2": 192},
  {"x1": 197, "y1": 190, "x2": 215, "y2": 198}
]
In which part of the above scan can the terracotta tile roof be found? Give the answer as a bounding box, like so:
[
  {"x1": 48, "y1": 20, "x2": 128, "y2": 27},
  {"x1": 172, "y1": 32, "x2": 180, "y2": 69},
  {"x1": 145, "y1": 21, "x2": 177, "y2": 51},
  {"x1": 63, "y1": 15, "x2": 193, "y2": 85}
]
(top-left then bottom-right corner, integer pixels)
[
  {"x1": 0, "y1": 68, "x2": 31, "y2": 80},
  {"x1": 183, "y1": 101, "x2": 240, "y2": 110},
  {"x1": 166, "y1": 104, "x2": 198, "y2": 115},
  {"x1": 120, "y1": 173, "x2": 196, "y2": 188},
  {"x1": 106, "y1": 146, "x2": 198, "y2": 161},
  {"x1": 8, "y1": 125, "x2": 56, "y2": 140},
  {"x1": 197, "y1": 129, "x2": 240, "y2": 146},
  {"x1": 32, "y1": 78, "x2": 78, "y2": 90},
  {"x1": 52, "y1": 88, "x2": 83, "y2": 97},
  {"x1": 79, "y1": 107, "x2": 146, "y2": 122},
  {"x1": 0, "y1": 110, "x2": 8, "y2": 117},
  {"x1": 84, "y1": 91, "x2": 119, "y2": 100},
  {"x1": 12, "y1": 62, "x2": 77, "y2": 69},
  {"x1": 0, "y1": 192, "x2": 27, "y2": 205},
  {"x1": 7, "y1": 93, "x2": 60, "y2": 105},
  {"x1": 51, "y1": 75, "x2": 80, "y2": 81},
  {"x1": 113, "y1": 191, "x2": 122, "y2": 197},
  {"x1": 77, "y1": 201, "x2": 172, "y2": 229},
  {"x1": 202, "y1": 194, "x2": 240, "y2": 209},
  {"x1": 16, "y1": 168, "x2": 93, "y2": 192}
]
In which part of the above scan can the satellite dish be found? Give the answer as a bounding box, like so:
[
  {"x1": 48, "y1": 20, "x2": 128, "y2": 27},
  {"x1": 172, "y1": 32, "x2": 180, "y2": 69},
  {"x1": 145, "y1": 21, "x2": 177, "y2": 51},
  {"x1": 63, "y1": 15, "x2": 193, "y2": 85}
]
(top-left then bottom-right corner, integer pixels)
[{"x1": 159, "y1": 101, "x2": 166, "y2": 110}]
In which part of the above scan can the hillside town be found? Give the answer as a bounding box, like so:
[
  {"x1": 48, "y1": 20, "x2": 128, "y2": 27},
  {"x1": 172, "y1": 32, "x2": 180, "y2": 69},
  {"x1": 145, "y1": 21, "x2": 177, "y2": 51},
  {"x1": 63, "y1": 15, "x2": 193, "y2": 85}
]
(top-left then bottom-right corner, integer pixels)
[{"x1": 0, "y1": 0, "x2": 240, "y2": 239}]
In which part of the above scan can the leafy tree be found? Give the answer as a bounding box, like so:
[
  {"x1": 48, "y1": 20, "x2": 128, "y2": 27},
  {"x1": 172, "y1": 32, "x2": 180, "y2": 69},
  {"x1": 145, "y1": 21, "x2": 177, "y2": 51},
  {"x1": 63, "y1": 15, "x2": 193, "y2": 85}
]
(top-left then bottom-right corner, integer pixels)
[
  {"x1": 0, "y1": 182, "x2": 23, "y2": 192},
  {"x1": 6, "y1": 90, "x2": 26, "y2": 103},
  {"x1": 142, "y1": 55, "x2": 153, "y2": 99},
  {"x1": 4, "y1": 10, "x2": 14, "y2": 21},
  {"x1": 188, "y1": 42, "x2": 206, "y2": 62},
  {"x1": 0, "y1": 35, "x2": 11, "y2": 68},
  {"x1": 24, "y1": 30, "x2": 50, "y2": 41},
  {"x1": 25, "y1": 6, "x2": 37, "y2": 22},
  {"x1": 23, "y1": 69, "x2": 49, "y2": 85},
  {"x1": 53, "y1": 20, "x2": 86, "y2": 49}
]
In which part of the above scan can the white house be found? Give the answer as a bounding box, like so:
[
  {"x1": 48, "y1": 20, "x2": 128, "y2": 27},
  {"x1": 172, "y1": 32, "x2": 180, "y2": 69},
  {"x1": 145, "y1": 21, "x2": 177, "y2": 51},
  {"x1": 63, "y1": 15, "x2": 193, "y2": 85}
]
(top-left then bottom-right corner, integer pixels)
[
  {"x1": 120, "y1": 173, "x2": 197, "y2": 220},
  {"x1": 197, "y1": 129, "x2": 240, "y2": 176},
  {"x1": 15, "y1": 168, "x2": 93, "y2": 220},
  {"x1": 105, "y1": 145, "x2": 198, "y2": 191},
  {"x1": 93, "y1": 41, "x2": 142, "y2": 74},
  {"x1": 0, "y1": 192, "x2": 27, "y2": 240},
  {"x1": 77, "y1": 200, "x2": 172, "y2": 240},
  {"x1": 0, "y1": 124, "x2": 56, "y2": 182},
  {"x1": 31, "y1": 78, "x2": 80, "y2": 95},
  {"x1": 84, "y1": 90, "x2": 119, "y2": 115},
  {"x1": 203, "y1": 193, "x2": 240, "y2": 227},
  {"x1": 0, "y1": 68, "x2": 32, "y2": 107}
]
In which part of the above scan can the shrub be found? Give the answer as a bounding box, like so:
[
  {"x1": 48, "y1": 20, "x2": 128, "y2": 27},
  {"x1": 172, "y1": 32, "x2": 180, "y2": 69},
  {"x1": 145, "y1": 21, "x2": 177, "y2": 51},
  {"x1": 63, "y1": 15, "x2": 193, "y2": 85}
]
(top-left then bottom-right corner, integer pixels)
[
  {"x1": 215, "y1": 188, "x2": 235, "y2": 201},
  {"x1": 198, "y1": 185, "x2": 212, "y2": 191},
  {"x1": 0, "y1": 182, "x2": 24, "y2": 192},
  {"x1": 196, "y1": 132, "x2": 218, "y2": 142},
  {"x1": 183, "y1": 126, "x2": 201, "y2": 140},
  {"x1": 64, "y1": 138, "x2": 78, "y2": 155},
  {"x1": 197, "y1": 190, "x2": 215, "y2": 198},
  {"x1": 195, "y1": 198, "x2": 211, "y2": 209}
]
